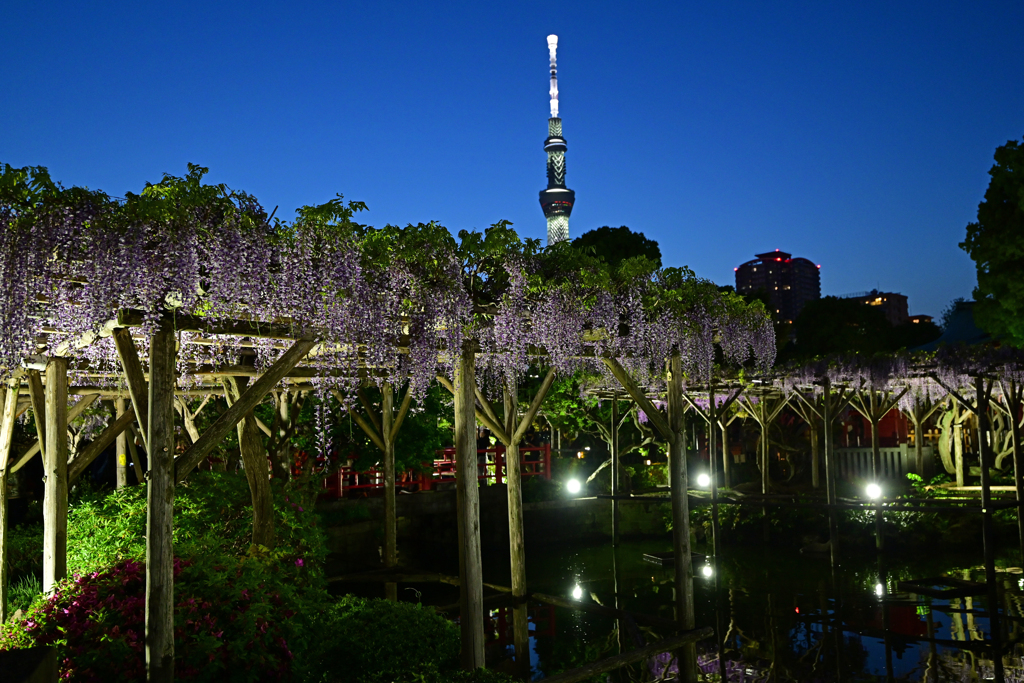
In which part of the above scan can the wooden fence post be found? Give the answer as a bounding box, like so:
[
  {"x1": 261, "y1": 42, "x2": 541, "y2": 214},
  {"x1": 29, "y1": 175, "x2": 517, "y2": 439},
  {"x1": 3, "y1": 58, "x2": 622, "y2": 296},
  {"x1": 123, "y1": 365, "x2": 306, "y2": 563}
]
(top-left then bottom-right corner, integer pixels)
[
  {"x1": 146, "y1": 321, "x2": 177, "y2": 683},
  {"x1": 116, "y1": 397, "x2": 128, "y2": 488},
  {"x1": 43, "y1": 358, "x2": 68, "y2": 593},
  {"x1": 0, "y1": 381, "x2": 20, "y2": 621},
  {"x1": 454, "y1": 348, "x2": 485, "y2": 669}
]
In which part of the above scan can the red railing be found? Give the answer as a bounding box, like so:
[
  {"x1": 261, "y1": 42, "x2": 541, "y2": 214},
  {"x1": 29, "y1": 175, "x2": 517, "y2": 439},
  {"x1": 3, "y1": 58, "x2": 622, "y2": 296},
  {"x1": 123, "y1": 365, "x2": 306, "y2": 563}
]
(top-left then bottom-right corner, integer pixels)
[{"x1": 321, "y1": 444, "x2": 551, "y2": 498}]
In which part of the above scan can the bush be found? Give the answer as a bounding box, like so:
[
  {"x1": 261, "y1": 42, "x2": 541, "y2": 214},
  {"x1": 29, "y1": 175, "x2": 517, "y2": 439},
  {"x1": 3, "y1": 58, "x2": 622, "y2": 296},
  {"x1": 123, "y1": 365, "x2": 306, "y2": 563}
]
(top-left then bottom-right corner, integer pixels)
[
  {"x1": 0, "y1": 556, "x2": 302, "y2": 682},
  {"x1": 5, "y1": 522, "x2": 42, "y2": 579},
  {"x1": 301, "y1": 596, "x2": 460, "y2": 683},
  {"x1": 1, "y1": 472, "x2": 329, "y2": 681}
]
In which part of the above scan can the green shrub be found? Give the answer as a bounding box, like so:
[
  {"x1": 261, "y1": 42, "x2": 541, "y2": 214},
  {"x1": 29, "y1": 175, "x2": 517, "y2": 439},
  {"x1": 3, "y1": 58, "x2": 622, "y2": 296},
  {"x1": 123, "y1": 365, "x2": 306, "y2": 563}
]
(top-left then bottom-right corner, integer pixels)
[
  {"x1": 300, "y1": 596, "x2": 460, "y2": 683},
  {"x1": 5, "y1": 522, "x2": 42, "y2": 579},
  {"x1": 6, "y1": 573, "x2": 41, "y2": 615}
]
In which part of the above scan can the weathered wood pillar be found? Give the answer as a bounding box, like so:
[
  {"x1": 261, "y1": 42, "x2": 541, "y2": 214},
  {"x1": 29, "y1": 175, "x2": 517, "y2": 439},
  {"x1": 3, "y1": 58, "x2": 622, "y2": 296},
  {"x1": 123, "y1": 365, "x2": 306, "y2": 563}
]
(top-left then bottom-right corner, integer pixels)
[
  {"x1": 666, "y1": 352, "x2": 697, "y2": 683},
  {"x1": 116, "y1": 397, "x2": 128, "y2": 489},
  {"x1": 822, "y1": 379, "x2": 841, "y2": 564},
  {"x1": 454, "y1": 349, "x2": 485, "y2": 669},
  {"x1": 147, "y1": 321, "x2": 177, "y2": 683},
  {"x1": 382, "y1": 383, "x2": 398, "y2": 602},
  {"x1": 43, "y1": 358, "x2": 68, "y2": 593},
  {"x1": 0, "y1": 380, "x2": 20, "y2": 621},
  {"x1": 720, "y1": 419, "x2": 730, "y2": 488},
  {"x1": 810, "y1": 420, "x2": 820, "y2": 489},
  {"x1": 225, "y1": 375, "x2": 276, "y2": 550},
  {"x1": 502, "y1": 385, "x2": 529, "y2": 679},
  {"x1": 610, "y1": 398, "x2": 620, "y2": 547},
  {"x1": 1003, "y1": 380, "x2": 1024, "y2": 564},
  {"x1": 975, "y1": 377, "x2": 1004, "y2": 682}
]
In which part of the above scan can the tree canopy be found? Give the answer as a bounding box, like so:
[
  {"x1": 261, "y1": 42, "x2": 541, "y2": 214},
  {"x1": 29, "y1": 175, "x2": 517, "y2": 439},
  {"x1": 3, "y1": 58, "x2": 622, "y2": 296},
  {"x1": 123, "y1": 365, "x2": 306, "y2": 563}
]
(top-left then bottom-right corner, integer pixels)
[
  {"x1": 571, "y1": 225, "x2": 662, "y2": 271},
  {"x1": 961, "y1": 137, "x2": 1024, "y2": 347}
]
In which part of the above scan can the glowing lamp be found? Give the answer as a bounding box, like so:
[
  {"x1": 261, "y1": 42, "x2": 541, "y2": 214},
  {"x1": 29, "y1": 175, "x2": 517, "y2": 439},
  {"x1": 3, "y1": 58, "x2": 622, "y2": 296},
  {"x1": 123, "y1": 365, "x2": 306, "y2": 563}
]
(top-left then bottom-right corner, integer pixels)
[
  {"x1": 571, "y1": 584, "x2": 583, "y2": 600},
  {"x1": 566, "y1": 478, "x2": 582, "y2": 494},
  {"x1": 701, "y1": 565, "x2": 713, "y2": 578},
  {"x1": 866, "y1": 483, "x2": 882, "y2": 500},
  {"x1": 697, "y1": 473, "x2": 711, "y2": 488},
  {"x1": 875, "y1": 583, "x2": 884, "y2": 597}
]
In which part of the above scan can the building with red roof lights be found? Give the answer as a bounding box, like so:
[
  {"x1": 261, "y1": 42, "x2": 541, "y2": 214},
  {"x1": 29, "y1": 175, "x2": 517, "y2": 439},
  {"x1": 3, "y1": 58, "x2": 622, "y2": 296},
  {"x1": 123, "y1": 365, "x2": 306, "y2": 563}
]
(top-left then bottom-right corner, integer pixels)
[{"x1": 734, "y1": 249, "x2": 821, "y2": 323}]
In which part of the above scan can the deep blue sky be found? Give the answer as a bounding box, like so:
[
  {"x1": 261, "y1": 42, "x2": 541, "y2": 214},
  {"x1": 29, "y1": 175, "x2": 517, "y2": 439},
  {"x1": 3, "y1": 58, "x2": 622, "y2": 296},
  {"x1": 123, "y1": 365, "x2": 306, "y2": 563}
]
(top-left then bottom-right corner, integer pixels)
[{"x1": 3, "y1": 1, "x2": 1023, "y2": 316}]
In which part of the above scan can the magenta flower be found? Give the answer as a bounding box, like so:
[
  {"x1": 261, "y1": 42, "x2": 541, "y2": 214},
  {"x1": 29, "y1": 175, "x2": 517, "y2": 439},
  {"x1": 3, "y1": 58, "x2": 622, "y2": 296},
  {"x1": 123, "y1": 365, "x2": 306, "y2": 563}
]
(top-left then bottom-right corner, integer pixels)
[{"x1": 294, "y1": 558, "x2": 304, "y2": 567}]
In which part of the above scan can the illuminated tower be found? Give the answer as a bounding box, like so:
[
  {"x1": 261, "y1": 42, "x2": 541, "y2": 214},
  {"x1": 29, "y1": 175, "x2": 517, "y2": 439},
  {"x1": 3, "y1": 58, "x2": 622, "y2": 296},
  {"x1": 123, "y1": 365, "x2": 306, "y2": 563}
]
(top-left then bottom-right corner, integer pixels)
[{"x1": 540, "y1": 34, "x2": 575, "y2": 246}]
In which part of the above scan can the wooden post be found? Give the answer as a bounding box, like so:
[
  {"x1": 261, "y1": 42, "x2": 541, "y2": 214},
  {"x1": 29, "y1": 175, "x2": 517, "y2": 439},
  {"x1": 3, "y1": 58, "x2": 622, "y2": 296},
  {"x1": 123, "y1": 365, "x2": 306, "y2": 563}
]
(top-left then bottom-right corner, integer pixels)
[
  {"x1": 116, "y1": 397, "x2": 128, "y2": 488},
  {"x1": 720, "y1": 419, "x2": 730, "y2": 488},
  {"x1": 27, "y1": 370, "x2": 46, "y2": 460},
  {"x1": 454, "y1": 349, "x2": 485, "y2": 669},
  {"x1": 0, "y1": 380, "x2": 20, "y2": 622},
  {"x1": 666, "y1": 352, "x2": 697, "y2": 683},
  {"x1": 610, "y1": 398, "x2": 620, "y2": 547},
  {"x1": 810, "y1": 419, "x2": 820, "y2": 489},
  {"x1": 503, "y1": 384, "x2": 529, "y2": 679},
  {"x1": 43, "y1": 358, "x2": 68, "y2": 593},
  {"x1": 382, "y1": 383, "x2": 397, "y2": 602},
  {"x1": 822, "y1": 379, "x2": 841, "y2": 565},
  {"x1": 1003, "y1": 380, "x2": 1024, "y2": 564},
  {"x1": 146, "y1": 321, "x2": 177, "y2": 683},
  {"x1": 225, "y1": 377, "x2": 276, "y2": 549},
  {"x1": 975, "y1": 377, "x2": 1004, "y2": 682}
]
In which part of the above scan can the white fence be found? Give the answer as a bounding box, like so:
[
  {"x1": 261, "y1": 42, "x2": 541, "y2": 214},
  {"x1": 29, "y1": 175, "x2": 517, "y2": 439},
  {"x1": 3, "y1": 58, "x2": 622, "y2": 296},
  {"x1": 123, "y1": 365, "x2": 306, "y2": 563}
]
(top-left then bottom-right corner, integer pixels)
[{"x1": 834, "y1": 444, "x2": 933, "y2": 482}]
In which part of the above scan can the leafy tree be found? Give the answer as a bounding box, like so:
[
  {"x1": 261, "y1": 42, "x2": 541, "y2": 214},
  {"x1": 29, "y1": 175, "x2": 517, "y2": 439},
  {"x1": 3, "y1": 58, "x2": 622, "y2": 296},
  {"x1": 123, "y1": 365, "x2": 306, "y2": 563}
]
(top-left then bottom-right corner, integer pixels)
[
  {"x1": 571, "y1": 225, "x2": 662, "y2": 270},
  {"x1": 791, "y1": 296, "x2": 893, "y2": 357},
  {"x1": 939, "y1": 296, "x2": 968, "y2": 330},
  {"x1": 961, "y1": 138, "x2": 1024, "y2": 346}
]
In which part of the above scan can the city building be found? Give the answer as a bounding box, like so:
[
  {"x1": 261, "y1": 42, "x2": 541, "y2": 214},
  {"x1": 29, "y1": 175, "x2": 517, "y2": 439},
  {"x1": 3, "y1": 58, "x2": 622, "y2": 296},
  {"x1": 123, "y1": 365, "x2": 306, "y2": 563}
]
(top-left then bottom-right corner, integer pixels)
[
  {"x1": 908, "y1": 314, "x2": 933, "y2": 325},
  {"x1": 539, "y1": 35, "x2": 575, "y2": 246},
  {"x1": 841, "y1": 290, "x2": 909, "y2": 326},
  {"x1": 734, "y1": 249, "x2": 821, "y2": 323}
]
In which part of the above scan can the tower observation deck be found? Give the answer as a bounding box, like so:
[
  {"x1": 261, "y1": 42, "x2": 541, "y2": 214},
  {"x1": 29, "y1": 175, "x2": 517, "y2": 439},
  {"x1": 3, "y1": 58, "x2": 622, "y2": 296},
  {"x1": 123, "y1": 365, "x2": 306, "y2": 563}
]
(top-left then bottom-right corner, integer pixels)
[{"x1": 540, "y1": 35, "x2": 575, "y2": 246}]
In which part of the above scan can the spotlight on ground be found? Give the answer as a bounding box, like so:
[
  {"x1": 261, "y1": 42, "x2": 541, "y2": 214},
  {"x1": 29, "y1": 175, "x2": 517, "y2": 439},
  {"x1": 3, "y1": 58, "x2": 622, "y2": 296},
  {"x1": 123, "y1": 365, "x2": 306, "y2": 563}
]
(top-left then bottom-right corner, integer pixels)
[
  {"x1": 572, "y1": 585, "x2": 583, "y2": 600},
  {"x1": 697, "y1": 473, "x2": 711, "y2": 488},
  {"x1": 701, "y1": 565, "x2": 714, "y2": 578},
  {"x1": 566, "y1": 478, "x2": 582, "y2": 494},
  {"x1": 866, "y1": 483, "x2": 882, "y2": 500}
]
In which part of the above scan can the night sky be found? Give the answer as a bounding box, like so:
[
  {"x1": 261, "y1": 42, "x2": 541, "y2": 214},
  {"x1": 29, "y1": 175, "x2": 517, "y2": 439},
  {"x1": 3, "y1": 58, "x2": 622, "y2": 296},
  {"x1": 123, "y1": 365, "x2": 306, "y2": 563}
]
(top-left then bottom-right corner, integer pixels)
[{"x1": 3, "y1": 1, "x2": 1022, "y2": 317}]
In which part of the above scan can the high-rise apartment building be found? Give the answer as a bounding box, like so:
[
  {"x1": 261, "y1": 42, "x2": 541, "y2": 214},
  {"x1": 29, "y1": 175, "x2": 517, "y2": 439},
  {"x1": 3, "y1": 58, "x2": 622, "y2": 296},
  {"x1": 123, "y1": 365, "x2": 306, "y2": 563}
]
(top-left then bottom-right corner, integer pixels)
[{"x1": 735, "y1": 249, "x2": 821, "y2": 323}]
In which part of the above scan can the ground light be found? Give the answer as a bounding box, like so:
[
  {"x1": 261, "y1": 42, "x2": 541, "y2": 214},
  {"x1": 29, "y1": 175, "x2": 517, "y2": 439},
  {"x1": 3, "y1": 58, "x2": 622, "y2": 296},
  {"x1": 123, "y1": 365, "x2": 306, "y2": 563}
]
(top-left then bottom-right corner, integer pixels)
[
  {"x1": 875, "y1": 583, "x2": 884, "y2": 597},
  {"x1": 566, "y1": 478, "x2": 581, "y2": 494},
  {"x1": 697, "y1": 473, "x2": 711, "y2": 488},
  {"x1": 701, "y1": 565, "x2": 713, "y2": 578},
  {"x1": 571, "y1": 585, "x2": 583, "y2": 600},
  {"x1": 866, "y1": 483, "x2": 882, "y2": 500}
]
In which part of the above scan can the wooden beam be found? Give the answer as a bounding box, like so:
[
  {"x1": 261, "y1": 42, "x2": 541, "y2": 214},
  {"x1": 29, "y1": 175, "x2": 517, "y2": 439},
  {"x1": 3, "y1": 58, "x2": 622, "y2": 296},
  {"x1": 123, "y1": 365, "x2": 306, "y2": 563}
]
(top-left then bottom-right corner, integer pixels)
[
  {"x1": 27, "y1": 370, "x2": 46, "y2": 459},
  {"x1": 0, "y1": 380, "x2": 21, "y2": 622},
  {"x1": 9, "y1": 394, "x2": 100, "y2": 474},
  {"x1": 540, "y1": 628, "x2": 714, "y2": 683},
  {"x1": 113, "y1": 328, "x2": 150, "y2": 449},
  {"x1": 68, "y1": 405, "x2": 137, "y2": 483},
  {"x1": 146, "y1": 320, "x2": 177, "y2": 683},
  {"x1": 42, "y1": 357, "x2": 69, "y2": 593},
  {"x1": 175, "y1": 335, "x2": 316, "y2": 481},
  {"x1": 436, "y1": 375, "x2": 510, "y2": 442},
  {"x1": 511, "y1": 367, "x2": 557, "y2": 444},
  {"x1": 390, "y1": 384, "x2": 414, "y2": 442},
  {"x1": 601, "y1": 358, "x2": 671, "y2": 439}
]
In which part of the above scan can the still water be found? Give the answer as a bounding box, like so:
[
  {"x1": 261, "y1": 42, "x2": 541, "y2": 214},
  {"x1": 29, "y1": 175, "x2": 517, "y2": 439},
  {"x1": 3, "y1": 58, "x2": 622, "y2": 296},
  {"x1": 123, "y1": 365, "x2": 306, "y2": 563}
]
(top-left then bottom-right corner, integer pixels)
[{"x1": 480, "y1": 538, "x2": 1024, "y2": 682}]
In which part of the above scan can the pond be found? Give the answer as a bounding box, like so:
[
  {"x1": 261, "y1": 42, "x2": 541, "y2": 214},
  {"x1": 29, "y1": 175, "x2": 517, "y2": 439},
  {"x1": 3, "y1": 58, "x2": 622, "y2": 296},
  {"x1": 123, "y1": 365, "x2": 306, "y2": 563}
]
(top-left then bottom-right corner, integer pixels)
[{"x1": 465, "y1": 537, "x2": 1024, "y2": 682}]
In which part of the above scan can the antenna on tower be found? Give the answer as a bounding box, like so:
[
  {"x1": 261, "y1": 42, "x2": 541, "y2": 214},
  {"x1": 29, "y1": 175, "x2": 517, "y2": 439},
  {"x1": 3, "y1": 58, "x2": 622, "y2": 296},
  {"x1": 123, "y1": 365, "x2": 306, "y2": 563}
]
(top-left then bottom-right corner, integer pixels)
[{"x1": 547, "y1": 34, "x2": 559, "y2": 118}]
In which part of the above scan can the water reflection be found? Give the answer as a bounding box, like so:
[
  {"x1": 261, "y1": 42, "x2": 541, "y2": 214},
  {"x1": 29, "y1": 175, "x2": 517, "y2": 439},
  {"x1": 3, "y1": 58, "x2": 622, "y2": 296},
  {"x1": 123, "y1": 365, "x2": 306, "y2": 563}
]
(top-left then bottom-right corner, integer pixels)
[{"x1": 510, "y1": 539, "x2": 1024, "y2": 681}]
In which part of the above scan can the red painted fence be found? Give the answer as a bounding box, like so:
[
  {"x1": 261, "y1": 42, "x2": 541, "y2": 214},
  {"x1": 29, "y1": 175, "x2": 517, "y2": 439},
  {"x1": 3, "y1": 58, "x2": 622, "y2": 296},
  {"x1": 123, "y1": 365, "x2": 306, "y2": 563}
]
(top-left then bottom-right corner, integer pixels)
[{"x1": 321, "y1": 444, "x2": 552, "y2": 498}]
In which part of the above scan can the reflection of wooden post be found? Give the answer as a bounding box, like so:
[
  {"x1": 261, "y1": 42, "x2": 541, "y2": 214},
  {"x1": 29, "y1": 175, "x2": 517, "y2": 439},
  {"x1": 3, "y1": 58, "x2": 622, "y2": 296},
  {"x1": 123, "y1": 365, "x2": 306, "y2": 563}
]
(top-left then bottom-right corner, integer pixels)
[
  {"x1": 43, "y1": 358, "x2": 68, "y2": 593},
  {"x1": 147, "y1": 321, "x2": 177, "y2": 683},
  {"x1": 611, "y1": 398, "x2": 620, "y2": 547},
  {"x1": 454, "y1": 349, "x2": 485, "y2": 670},
  {"x1": 0, "y1": 381, "x2": 20, "y2": 622},
  {"x1": 382, "y1": 384, "x2": 397, "y2": 602},
  {"x1": 115, "y1": 397, "x2": 128, "y2": 489}
]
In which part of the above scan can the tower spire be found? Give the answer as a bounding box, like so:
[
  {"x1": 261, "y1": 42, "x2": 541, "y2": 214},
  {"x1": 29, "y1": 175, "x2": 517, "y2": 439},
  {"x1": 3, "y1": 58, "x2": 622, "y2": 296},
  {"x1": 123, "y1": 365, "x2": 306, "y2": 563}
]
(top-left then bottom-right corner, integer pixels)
[{"x1": 540, "y1": 34, "x2": 574, "y2": 246}]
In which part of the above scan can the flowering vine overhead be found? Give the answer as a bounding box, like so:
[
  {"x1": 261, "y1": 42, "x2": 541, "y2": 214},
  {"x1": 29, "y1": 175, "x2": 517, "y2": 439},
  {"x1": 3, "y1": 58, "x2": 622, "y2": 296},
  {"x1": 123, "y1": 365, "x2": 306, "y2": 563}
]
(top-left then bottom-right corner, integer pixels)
[{"x1": 0, "y1": 163, "x2": 777, "y2": 416}]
